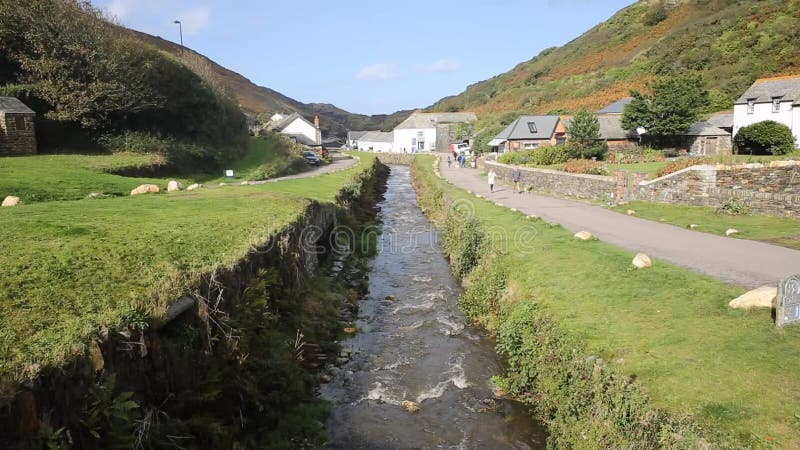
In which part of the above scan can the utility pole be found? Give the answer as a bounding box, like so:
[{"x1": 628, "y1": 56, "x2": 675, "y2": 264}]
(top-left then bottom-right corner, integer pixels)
[{"x1": 174, "y1": 20, "x2": 183, "y2": 46}]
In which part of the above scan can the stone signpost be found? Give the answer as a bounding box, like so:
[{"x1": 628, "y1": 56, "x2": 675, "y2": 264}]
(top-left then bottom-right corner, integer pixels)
[{"x1": 777, "y1": 275, "x2": 800, "y2": 327}]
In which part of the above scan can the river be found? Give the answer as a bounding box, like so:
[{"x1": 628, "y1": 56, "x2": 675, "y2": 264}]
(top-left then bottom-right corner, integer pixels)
[{"x1": 320, "y1": 166, "x2": 546, "y2": 449}]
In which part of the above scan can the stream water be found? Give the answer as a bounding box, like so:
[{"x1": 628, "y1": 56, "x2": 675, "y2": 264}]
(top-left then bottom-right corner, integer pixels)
[{"x1": 321, "y1": 166, "x2": 546, "y2": 449}]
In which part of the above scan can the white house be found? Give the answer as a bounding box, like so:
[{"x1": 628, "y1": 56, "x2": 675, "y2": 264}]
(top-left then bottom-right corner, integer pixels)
[
  {"x1": 392, "y1": 111, "x2": 477, "y2": 153},
  {"x1": 357, "y1": 131, "x2": 394, "y2": 152},
  {"x1": 733, "y1": 75, "x2": 800, "y2": 147},
  {"x1": 346, "y1": 130, "x2": 368, "y2": 149},
  {"x1": 267, "y1": 112, "x2": 321, "y2": 146}
]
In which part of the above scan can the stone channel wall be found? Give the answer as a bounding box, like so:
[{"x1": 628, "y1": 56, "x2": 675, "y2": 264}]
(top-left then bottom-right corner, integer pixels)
[
  {"x1": 0, "y1": 159, "x2": 388, "y2": 448},
  {"x1": 635, "y1": 161, "x2": 800, "y2": 218},
  {"x1": 483, "y1": 160, "x2": 617, "y2": 202}
]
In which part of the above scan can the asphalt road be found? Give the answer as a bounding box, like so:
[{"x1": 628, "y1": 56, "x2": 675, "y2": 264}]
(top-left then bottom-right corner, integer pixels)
[{"x1": 439, "y1": 153, "x2": 800, "y2": 288}]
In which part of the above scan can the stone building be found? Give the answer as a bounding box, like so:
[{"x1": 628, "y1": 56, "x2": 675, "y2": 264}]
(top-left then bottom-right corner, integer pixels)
[
  {"x1": 685, "y1": 112, "x2": 733, "y2": 156},
  {"x1": 0, "y1": 97, "x2": 37, "y2": 155}
]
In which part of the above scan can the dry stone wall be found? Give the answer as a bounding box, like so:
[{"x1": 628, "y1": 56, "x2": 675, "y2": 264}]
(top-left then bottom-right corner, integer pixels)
[
  {"x1": 635, "y1": 161, "x2": 800, "y2": 218},
  {"x1": 484, "y1": 160, "x2": 617, "y2": 201}
]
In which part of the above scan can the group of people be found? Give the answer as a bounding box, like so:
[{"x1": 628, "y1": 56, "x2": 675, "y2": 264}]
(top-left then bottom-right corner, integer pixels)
[
  {"x1": 446, "y1": 151, "x2": 469, "y2": 168},
  {"x1": 444, "y1": 154, "x2": 524, "y2": 195},
  {"x1": 486, "y1": 168, "x2": 523, "y2": 194}
]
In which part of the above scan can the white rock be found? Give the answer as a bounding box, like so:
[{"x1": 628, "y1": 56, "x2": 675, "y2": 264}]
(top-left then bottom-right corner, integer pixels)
[
  {"x1": 627, "y1": 209, "x2": 636, "y2": 216},
  {"x1": 166, "y1": 180, "x2": 182, "y2": 192},
  {"x1": 689, "y1": 224, "x2": 699, "y2": 229},
  {"x1": 510, "y1": 208, "x2": 518, "y2": 212},
  {"x1": 725, "y1": 228, "x2": 739, "y2": 236},
  {"x1": 574, "y1": 231, "x2": 594, "y2": 241},
  {"x1": 729, "y1": 286, "x2": 777, "y2": 309},
  {"x1": 130, "y1": 184, "x2": 160, "y2": 196},
  {"x1": 632, "y1": 253, "x2": 652, "y2": 269},
  {"x1": 1, "y1": 196, "x2": 20, "y2": 207},
  {"x1": 186, "y1": 183, "x2": 202, "y2": 191},
  {"x1": 527, "y1": 215, "x2": 539, "y2": 220}
]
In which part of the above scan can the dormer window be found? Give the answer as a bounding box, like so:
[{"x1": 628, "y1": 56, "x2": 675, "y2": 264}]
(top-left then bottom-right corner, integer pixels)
[
  {"x1": 772, "y1": 96, "x2": 782, "y2": 113},
  {"x1": 527, "y1": 122, "x2": 537, "y2": 133},
  {"x1": 747, "y1": 99, "x2": 755, "y2": 114}
]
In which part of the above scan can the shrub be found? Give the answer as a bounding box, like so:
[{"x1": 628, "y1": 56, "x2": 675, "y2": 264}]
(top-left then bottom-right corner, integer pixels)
[
  {"x1": 717, "y1": 198, "x2": 752, "y2": 216},
  {"x1": 734, "y1": 121, "x2": 796, "y2": 155},
  {"x1": 498, "y1": 145, "x2": 570, "y2": 166},
  {"x1": 655, "y1": 157, "x2": 712, "y2": 178},
  {"x1": 608, "y1": 147, "x2": 664, "y2": 164},
  {"x1": 442, "y1": 212, "x2": 485, "y2": 279},
  {"x1": 563, "y1": 159, "x2": 608, "y2": 175}
]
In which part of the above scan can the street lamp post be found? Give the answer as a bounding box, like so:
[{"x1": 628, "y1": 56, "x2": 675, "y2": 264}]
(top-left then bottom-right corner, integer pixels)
[{"x1": 173, "y1": 20, "x2": 183, "y2": 46}]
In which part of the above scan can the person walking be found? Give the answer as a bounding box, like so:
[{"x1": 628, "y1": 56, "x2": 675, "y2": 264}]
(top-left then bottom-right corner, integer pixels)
[
  {"x1": 447, "y1": 156, "x2": 452, "y2": 168},
  {"x1": 487, "y1": 169, "x2": 496, "y2": 193},
  {"x1": 511, "y1": 168, "x2": 522, "y2": 194}
]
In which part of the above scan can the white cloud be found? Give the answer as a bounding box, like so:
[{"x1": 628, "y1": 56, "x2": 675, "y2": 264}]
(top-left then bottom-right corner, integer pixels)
[
  {"x1": 106, "y1": 0, "x2": 134, "y2": 21},
  {"x1": 356, "y1": 63, "x2": 398, "y2": 81},
  {"x1": 421, "y1": 59, "x2": 461, "y2": 73},
  {"x1": 178, "y1": 6, "x2": 210, "y2": 35}
]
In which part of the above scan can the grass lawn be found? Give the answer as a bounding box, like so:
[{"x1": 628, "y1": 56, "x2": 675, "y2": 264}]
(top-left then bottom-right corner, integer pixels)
[
  {"x1": 0, "y1": 153, "x2": 374, "y2": 382},
  {"x1": 0, "y1": 152, "x2": 188, "y2": 203},
  {"x1": 418, "y1": 156, "x2": 800, "y2": 446},
  {"x1": 194, "y1": 135, "x2": 311, "y2": 184},
  {"x1": 611, "y1": 201, "x2": 800, "y2": 250},
  {"x1": 606, "y1": 161, "x2": 668, "y2": 177}
]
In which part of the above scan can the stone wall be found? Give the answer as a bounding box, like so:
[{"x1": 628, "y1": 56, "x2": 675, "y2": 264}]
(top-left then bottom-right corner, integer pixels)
[
  {"x1": 635, "y1": 161, "x2": 800, "y2": 218},
  {"x1": 0, "y1": 113, "x2": 37, "y2": 155},
  {"x1": 375, "y1": 153, "x2": 417, "y2": 165},
  {"x1": 484, "y1": 160, "x2": 617, "y2": 201}
]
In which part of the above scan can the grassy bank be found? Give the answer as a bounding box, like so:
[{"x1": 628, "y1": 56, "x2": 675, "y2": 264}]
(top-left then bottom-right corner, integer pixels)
[
  {"x1": 412, "y1": 155, "x2": 800, "y2": 447},
  {"x1": 0, "y1": 153, "x2": 375, "y2": 382},
  {"x1": 194, "y1": 135, "x2": 311, "y2": 184},
  {"x1": 612, "y1": 201, "x2": 800, "y2": 250},
  {"x1": 0, "y1": 152, "x2": 185, "y2": 203}
]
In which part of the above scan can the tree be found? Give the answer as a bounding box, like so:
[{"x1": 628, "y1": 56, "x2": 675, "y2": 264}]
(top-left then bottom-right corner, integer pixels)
[
  {"x1": 734, "y1": 121, "x2": 796, "y2": 155},
  {"x1": 566, "y1": 108, "x2": 600, "y2": 148},
  {"x1": 621, "y1": 75, "x2": 710, "y2": 140}
]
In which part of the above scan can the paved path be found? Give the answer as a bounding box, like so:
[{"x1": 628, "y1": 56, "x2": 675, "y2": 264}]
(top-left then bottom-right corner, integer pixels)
[
  {"x1": 260, "y1": 153, "x2": 357, "y2": 183},
  {"x1": 438, "y1": 153, "x2": 800, "y2": 288}
]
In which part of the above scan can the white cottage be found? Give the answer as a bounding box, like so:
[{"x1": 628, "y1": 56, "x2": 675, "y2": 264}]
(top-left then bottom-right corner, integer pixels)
[
  {"x1": 357, "y1": 131, "x2": 394, "y2": 152},
  {"x1": 392, "y1": 112, "x2": 477, "y2": 153},
  {"x1": 266, "y1": 112, "x2": 321, "y2": 146},
  {"x1": 733, "y1": 75, "x2": 800, "y2": 147}
]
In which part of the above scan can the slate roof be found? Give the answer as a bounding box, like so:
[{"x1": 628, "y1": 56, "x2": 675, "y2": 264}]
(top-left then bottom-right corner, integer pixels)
[
  {"x1": 735, "y1": 75, "x2": 800, "y2": 105},
  {"x1": 348, "y1": 130, "x2": 369, "y2": 141},
  {"x1": 267, "y1": 112, "x2": 315, "y2": 132},
  {"x1": 596, "y1": 97, "x2": 633, "y2": 115},
  {"x1": 494, "y1": 116, "x2": 560, "y2": 141},
  {"x1": 359, "y1": 131, "x2": 394, "y2": 143},
  {"x1": 706, "y1": 112, "x2": 733, "y2": 129},
  {"x1": 686, "y1": 121, "x2": 731, "y2": 137},
  {"x1": 562, "y1": 115, "x2": 638, "y2": 141},
  {"x1": 394, "y1": 112, "x2": 477, "y2": 130},
  {"x1": 0, "y1": 97, "x2": 35, "y2": 114}
]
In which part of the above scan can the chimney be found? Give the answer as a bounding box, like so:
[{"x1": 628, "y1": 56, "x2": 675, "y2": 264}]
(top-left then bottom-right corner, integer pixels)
[{"x1": 314, "y1": 115, "x2": 321, "y2": 145}]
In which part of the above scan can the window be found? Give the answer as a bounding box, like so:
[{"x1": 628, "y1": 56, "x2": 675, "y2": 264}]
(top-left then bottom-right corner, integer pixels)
[
  {"x1": 747, "y1": 99, "x2": 755, "y2": 114},
  {"x1": 772, "y1": 97, "x2": 782, "y2": 113},
  {"x1": 417, "y1": 131, "x2": 425, "y2": 150},
  {"x1": 523, "y1": 143, "x2": 540, "y2": 149},
  {"x1": 14, "y1": 116, "x2": 26, "y2": 131},
  {"x1": 527, "y1": 122, "x2": 537, "y2": 133}
]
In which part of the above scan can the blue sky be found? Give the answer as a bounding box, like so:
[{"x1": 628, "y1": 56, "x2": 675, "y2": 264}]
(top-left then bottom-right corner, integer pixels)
[{"x1": 93, "y1": 0, "x2": 634, "y2": 115}]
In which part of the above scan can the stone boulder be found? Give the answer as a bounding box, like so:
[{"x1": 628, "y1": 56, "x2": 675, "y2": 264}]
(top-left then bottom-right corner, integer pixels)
[
  {"x1": 166, "y1": 180, "x2": 182, "y2": 192},
  {"x1": 131, "y1": 184, "x2": 160, "y2": 196},
  {"x1": 725, "y1": 228, "x2": 739, "y2": 237},
  {"x1": 186, "y1": 183, "x2": 202, "y2": 191},
  {"x1": 2, "y1": 195, "x2": 20, "y2": 207},
  {"x1": 632, "y1": 253, "x2": 652, "y2": 269},
  {"x1": 627, "y1": 209, "x2": 636, "y2": 216},
  {"x1": 574, "y1": 231, "x2": 594, "y2": 241},
  {"x1": 729, "y1": 286, "x2": 777, "y2": 309}
]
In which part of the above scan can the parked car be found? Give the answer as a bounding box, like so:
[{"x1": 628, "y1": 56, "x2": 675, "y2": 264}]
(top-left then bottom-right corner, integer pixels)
[{"x1": 303, "y1": 151, "x2": 320, "y2": 167}]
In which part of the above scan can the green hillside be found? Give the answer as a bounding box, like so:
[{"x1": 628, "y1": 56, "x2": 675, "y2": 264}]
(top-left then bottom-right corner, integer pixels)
[{"x1": 431, "y1": 0, "x2": 800, "y2": 121}]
